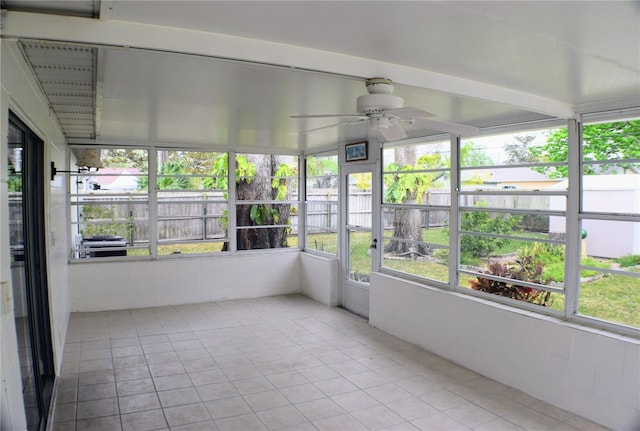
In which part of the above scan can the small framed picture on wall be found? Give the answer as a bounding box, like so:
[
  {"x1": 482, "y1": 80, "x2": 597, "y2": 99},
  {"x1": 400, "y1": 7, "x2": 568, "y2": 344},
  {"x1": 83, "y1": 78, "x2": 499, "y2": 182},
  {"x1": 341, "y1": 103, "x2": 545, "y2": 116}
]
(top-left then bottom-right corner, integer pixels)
[{"x1": 345, "y1": 141, "x2": 368, "y2": 162}]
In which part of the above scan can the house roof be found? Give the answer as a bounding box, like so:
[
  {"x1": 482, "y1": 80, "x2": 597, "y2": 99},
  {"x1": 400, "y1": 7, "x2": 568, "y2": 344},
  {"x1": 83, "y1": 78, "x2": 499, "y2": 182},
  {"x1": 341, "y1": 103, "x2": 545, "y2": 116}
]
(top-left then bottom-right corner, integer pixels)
[{"x1": 485, "y1": 167, "x2": 557, "y2": 184}]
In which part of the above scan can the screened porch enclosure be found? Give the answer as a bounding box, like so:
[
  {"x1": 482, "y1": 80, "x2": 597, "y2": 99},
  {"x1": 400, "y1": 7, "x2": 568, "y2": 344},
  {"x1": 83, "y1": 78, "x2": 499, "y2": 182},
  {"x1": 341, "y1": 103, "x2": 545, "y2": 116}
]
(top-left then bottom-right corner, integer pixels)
[{"x1": 0, "y1": 2, "x2": 638, "y2": 430}]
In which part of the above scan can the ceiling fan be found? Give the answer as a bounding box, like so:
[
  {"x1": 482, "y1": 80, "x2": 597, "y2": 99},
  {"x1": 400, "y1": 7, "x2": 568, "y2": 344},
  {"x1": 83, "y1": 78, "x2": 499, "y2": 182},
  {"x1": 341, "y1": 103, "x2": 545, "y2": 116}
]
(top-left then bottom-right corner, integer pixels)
[{"x1": 291, "y1": 78, "x2": 477, "y2": 141}]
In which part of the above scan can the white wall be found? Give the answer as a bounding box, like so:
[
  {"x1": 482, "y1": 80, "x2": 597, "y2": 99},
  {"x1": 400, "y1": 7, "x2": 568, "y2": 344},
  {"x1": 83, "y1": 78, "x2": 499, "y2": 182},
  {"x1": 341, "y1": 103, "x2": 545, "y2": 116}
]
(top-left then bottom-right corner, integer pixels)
[
  {"x1": 0, "y1": 40, "x2": 70, "y2": 430},
  {"x1": 70, "y1": 252, "x2": 301, "y2": 311},
  {"x1": 550, "y1": 175, "x2": 640, "y2": 258},
  {"x1": 369, "y1": 272, "x2": 640, "y2": 431},
  {"x1": 300, "y1": 252, "x2": 339, "y2": 306}
]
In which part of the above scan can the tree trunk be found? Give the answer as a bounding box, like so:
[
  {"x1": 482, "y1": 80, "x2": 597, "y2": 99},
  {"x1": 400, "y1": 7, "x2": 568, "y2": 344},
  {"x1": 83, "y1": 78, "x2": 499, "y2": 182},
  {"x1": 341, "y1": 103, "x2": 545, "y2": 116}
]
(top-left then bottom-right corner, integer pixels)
[
  {"x1": 234, "y1": 154, "x2": 290, "y2": 250},
  {"x1": 385, "y1": 147, "x2": 426, "y2": 256}
]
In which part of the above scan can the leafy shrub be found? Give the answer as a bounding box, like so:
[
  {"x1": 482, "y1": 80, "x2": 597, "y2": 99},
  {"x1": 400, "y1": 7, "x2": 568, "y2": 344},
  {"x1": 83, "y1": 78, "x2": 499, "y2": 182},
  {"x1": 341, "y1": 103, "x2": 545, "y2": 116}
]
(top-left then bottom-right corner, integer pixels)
[
  {"x1": 617, "y1": 254, "x2": 640, "y2": 268},
  {"x1": 517, "y1": 242, "x2": 610, "y2": 282},
  {"x1": 519, "y1": 242, "x2": 565, "y2": 282},
  {"x1": 81, "y1": 205, "x2": 132, "y2": 239},
  {"x1": 518, "y1": 242, "x2": 564, "y2": 265},
  {"x1": 459, "y1": 202, "x2": 522, "y2": 257},
  {"x1": 469, "y1": 256, "x2": 553, "y2": 306}
]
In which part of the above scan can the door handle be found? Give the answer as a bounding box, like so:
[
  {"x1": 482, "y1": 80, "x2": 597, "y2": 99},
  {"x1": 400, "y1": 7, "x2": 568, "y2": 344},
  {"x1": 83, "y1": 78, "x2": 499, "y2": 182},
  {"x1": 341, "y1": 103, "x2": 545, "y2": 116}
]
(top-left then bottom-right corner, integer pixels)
[{"x1": 370, "y1": 239, "x2": 377, "y2": 249}]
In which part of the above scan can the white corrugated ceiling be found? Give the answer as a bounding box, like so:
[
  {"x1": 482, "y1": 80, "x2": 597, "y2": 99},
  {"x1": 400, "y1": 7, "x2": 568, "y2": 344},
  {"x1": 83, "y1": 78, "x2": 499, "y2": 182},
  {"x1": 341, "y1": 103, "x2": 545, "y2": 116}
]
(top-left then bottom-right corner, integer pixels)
[{"x1": 2, "y1": 1, "x2": 639, "y2": 151}]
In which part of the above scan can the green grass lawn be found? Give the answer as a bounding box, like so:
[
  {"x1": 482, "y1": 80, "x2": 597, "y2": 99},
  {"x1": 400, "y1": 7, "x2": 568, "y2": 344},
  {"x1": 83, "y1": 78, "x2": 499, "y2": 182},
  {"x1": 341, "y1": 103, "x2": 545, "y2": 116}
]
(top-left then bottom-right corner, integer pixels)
[
  {"x1": 577, "y1": 269, "x2": 640, "y2": 327},
  {"x1": 129, "y1": 228, "x2": 639, "y2": 329},
  {"x1": 547, "y1": 272, "x2": 640, "y2": 328},
  {"x1": 306, "y1": 233, "x2": 338, "y2": 254},
  {"x1": 392, "y1": 227, "x2": 640, "y2": 329},
  {"x1": 383, "y1": 259, "x2": 449, "y2": 283}
]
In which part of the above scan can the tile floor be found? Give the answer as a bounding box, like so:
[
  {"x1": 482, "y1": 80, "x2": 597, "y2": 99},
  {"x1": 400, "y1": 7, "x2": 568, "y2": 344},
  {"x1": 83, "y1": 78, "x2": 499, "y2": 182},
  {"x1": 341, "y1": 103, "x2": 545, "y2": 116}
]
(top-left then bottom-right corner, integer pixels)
[{"x1": 50, "y1": 294, "x2": 607, "y2": 431}]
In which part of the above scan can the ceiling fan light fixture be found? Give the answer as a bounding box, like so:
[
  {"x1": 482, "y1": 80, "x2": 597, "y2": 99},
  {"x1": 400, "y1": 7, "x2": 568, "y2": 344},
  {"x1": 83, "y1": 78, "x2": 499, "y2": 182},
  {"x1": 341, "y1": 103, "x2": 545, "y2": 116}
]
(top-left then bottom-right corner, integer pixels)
[
  {"x1": 357, "y1": 93, "x2": 403, "y2": 114},
  {"x1": 370, "y1": 115, "x2": 390, "y2": 128},
  {"x1": 365, "y1": 78, "x2": 394, "y2": 95},
  {"x1": 293, "y1": 77, "x2": 476, "y2": 140}
]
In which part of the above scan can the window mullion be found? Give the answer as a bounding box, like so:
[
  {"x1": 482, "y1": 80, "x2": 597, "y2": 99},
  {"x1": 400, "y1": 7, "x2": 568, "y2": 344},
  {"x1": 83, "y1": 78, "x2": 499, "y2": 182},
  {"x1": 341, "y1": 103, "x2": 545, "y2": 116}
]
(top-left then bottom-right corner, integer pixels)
[
  {"x1": 299, "y1": 155, "x2": 306, "y2": 251},
  {"x1": 564, "y1": 118, "x2": 581, "y2": 318},
  {"x1": 228, "y1": 151, "x2": 237, "y2": 253},
  {"x1": 149, "y1": 149, "x2": 158, "y2": 258},
  {"x1": 450, "y1": 135, "x2": 460, "y2": 290}
]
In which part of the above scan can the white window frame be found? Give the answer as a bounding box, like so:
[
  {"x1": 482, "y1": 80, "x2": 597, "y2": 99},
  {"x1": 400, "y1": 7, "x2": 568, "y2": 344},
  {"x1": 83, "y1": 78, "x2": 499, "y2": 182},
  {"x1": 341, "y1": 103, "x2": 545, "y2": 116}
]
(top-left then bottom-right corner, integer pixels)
[{"x1": 304, "y1": 151, "x2": 339, "y2": 257}]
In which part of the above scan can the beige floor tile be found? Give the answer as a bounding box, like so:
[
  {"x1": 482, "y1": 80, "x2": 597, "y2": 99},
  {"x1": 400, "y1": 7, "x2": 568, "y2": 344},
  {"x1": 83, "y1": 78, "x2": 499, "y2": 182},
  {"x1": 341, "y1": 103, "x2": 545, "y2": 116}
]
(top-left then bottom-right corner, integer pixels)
[
  {"x1": 387, "y1": 396, "x2": 438, "y2": 421},
  {"x1": 163, "y1": 402, "x2": 210, "y2": 427},
  {"x1": 314, "y1": 376, "x2": 359, "y2": 396},
  {"x1": 411, "y1": 411, "x2": 470, "y2": 431},
  {"x1": 118, "y1": 392, "x2": 161, "y2": 414},
  {"x1": 121, "y1": 409, "x2": 167, "y2": 431},
  {"x1": 294, "y1": 397, "x2": 346, "y2": 421},
  {"x1": 332, "y1": 390, "x2": 381, "y2": 412},
  {"x1": 204, "y1": 395, "x2": 251, "y2": 419},
  {"x1": 157, "y1": 387, "x2": 200, "y2": 408},
  {"x1": 215, "y1": 413, "x2": 267, "y2": 431},
  {"x1": 351, "y1": 404, "x2": 405, "y2": 430},
  {"x1": 243, "y1": 389, "x2": 290, "y2": 412},
  {"x1": 51, "y1": 295, "x2": 603, "y2": 431},
  {"x1": 313, "y1": 413, "x2": 368, "y2": 431},
  {"x1": 256, "y1": 405, "x2": 308, "y2": 430},
  {"x1": 279, "y1": 382, "x2": 326, "y2": 403}
]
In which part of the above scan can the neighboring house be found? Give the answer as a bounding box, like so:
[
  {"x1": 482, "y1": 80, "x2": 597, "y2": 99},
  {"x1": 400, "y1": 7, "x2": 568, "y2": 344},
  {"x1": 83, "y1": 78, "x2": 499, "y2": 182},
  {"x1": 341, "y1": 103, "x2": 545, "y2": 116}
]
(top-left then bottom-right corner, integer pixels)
[
  {"x1": 487, "y1": 167, "x2": 563, "y2": 190},
  {"x1": 462, "y1": 166, "x2": 562, "y2": 190},
  {"x1": 83, "y1": 167, "x2": 141, "y2": 191}
]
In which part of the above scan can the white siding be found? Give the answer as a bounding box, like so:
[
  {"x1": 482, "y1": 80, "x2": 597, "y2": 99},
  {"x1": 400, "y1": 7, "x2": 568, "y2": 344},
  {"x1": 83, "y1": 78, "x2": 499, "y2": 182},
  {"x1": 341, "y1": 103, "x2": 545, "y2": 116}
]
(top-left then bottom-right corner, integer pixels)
[{"x1": 0, "y1": 40, "x2": 70, "y2": 430}]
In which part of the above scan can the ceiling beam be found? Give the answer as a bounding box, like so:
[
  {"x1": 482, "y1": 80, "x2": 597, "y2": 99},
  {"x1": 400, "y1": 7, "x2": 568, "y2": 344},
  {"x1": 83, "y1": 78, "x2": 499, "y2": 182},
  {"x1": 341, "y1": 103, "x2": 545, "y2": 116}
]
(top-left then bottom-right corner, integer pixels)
[{"x1": 1, "y1": 10, "x2": 575, "y2": 119}]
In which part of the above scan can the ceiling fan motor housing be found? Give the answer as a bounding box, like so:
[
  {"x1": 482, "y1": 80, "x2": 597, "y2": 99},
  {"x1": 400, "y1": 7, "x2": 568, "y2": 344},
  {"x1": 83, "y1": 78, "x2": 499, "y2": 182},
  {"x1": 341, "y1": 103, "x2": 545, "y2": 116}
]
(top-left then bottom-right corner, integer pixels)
[{"x1": 357, "y1": 94, "x2": 403, "y2": 115}]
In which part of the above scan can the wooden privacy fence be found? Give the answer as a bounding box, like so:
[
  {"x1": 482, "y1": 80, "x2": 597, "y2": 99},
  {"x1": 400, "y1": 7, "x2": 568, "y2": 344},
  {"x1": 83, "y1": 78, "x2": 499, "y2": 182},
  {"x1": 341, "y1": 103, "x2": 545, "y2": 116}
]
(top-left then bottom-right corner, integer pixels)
[
  {"x1": 32, "y1": 189, "x2": 552, "y2": 246},
  {"x1": 73, "y1": 193, "x2": 227, "y2": 243}
]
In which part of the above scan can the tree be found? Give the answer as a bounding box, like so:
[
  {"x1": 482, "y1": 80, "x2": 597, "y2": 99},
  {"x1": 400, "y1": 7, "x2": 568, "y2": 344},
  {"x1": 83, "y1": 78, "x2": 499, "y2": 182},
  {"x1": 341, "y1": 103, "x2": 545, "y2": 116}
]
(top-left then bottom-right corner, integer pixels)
[
  {"x1": 504, "y1": 134, "x2": 537, "y2": 164},
  {"x1": 460, "y1": 141, "x2": 494, "y2": 167},
  {"x1": 384, "y1": 147, "x2": 446, "y2": 255},
  {"x1": 156, "y1": 160, "x2": 193, "y2": 190},
  {"x1": 530, "y1": 120, "x2": 640, "y2": 178},
  {"x1": 306, "y1": 155, "x2": 338, "y2": 189},
  {"x1": 212, "y1": 153, "x2": 296, "y2": 251},
  {"x1": 101, "y1": 149, "x2": 148, "y2": 170}
]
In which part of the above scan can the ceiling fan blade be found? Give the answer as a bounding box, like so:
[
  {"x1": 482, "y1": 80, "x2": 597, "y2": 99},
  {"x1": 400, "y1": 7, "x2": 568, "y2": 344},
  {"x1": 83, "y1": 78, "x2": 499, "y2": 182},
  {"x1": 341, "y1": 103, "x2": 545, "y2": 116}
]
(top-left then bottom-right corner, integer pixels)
[
  {"x1": 385, "y1": 107, "x2": 434, "y2": 119},
  {"x1": 411, "y1": 118, "x2": 478, "y2": 136},
  {"x1": 291, "y1": 114, "x2": 365, "y2": 119},
  {"x1": 379, "y1": 123, "x2": 408, "y2": 141},
  {"x1": 302, "y1": 119, "x2": 364, "y2": 134}
]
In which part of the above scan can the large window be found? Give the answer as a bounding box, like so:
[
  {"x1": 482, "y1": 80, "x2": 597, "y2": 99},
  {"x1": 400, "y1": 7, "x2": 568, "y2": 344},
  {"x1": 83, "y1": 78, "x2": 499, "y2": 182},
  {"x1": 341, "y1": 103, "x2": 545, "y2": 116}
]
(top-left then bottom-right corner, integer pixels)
[
  {"x1": 235, "y1": 153, "x2": 298, "y2": 250},
  {"x1": 376, "y1": 118, "x2": 639, "y2": 334},
  {"x1": 70, "y1": 148, "x2": 149, "y2": 258},
  {"x1": 305, "y1": 153, "x2": 338, "y2": 255},
  {"x1": 66, "y1": 118, "x2": 639, "y2": 334},
  {"x1": 457, "y1": 127, "x2": 568, "y2": 310},
  {"x1": 381, "y1": 139, "x2": 451, "y2": 283},
  {"x1": 70, "y1": 149, "x2": 300, "y2": 258},
  {"x1": 156, "y1": 150, "x2": 228, "y2": 255},
  {"x1": 577, "y1": 116, "x2": 640, "y2": 329}
]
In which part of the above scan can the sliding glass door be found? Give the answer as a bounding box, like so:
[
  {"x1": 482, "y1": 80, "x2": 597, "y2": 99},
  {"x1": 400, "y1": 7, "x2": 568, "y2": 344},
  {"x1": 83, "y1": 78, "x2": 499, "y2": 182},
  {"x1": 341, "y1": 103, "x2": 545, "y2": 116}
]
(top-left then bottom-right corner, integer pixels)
[{"x1": 8, "y1": 113, "x2": 55, "y2": 431}]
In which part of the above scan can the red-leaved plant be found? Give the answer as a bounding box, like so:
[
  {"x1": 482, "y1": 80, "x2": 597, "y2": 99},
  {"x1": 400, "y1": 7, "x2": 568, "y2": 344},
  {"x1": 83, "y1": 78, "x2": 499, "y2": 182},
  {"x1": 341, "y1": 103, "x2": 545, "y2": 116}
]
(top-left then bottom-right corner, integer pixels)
[{"x1": 469, "y1": 256, "x2": 553, "y2": 307}]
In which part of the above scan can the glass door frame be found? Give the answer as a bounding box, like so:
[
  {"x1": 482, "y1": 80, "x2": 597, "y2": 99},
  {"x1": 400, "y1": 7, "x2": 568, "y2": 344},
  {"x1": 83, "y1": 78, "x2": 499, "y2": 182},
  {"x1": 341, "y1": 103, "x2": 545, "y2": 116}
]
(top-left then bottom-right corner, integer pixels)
[
  {"x1": 8, "y1": 112, "x2": 55, "y2": 431},
  {"x1": 340, "y1": 159, "x2": 380, "y2": 318}
]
